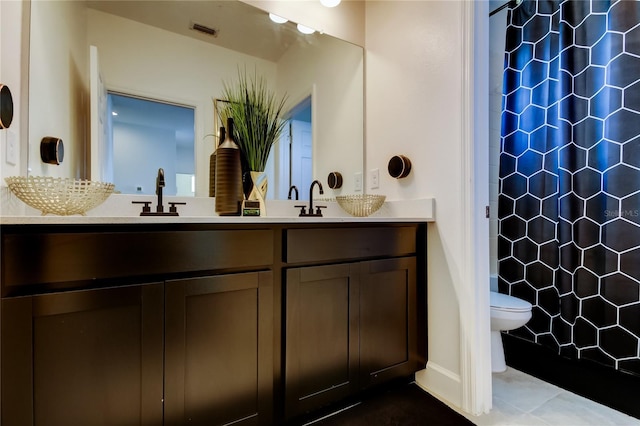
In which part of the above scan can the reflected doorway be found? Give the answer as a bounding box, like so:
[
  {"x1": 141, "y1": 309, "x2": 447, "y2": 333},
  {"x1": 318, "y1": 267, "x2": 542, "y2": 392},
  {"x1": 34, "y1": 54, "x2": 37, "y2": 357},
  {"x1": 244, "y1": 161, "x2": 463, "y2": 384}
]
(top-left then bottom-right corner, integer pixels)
[
  {"x1": 286, "y1": 96, "x2": 313, "y2": 200},
  {"x1": 266, "y1": 95, "x2": 313, "y2": 200},
  {"x1": 107, "y1": 93, "x2": 196, "y2": 196}
]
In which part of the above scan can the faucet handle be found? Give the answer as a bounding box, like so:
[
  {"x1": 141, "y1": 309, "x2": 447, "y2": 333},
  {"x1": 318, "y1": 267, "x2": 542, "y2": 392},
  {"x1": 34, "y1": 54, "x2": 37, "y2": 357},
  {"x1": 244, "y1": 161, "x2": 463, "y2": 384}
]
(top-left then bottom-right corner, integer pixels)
[
  {"x1": 294, "y1": 205, "x2": 307, "y2": 216},
  {"x1": 168, "y1": 202, "x2": 186, "y2": 214},
  {"x1": 132, "y1": 201, "x2": 152, "y2": 214},
  {"x1": 315, "y1": 205, "x2": 327, "y2": 216}
]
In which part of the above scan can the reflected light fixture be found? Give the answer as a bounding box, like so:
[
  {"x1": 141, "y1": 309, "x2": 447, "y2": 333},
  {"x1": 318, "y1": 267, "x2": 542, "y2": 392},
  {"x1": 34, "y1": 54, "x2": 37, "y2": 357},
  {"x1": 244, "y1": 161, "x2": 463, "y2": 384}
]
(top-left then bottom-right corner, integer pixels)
[
  {"x1": 269, "y1": 13, "x2": 288, "y2": 24},
  {"x1": 320, "y1": 0, "x2": 341, "y2": 7},
  {"x1": 111, "y1": 111, "x2": 118, "y2": 116},
  {"x1": 297, "y1": 23, "x2": 315, "y2": 34}
]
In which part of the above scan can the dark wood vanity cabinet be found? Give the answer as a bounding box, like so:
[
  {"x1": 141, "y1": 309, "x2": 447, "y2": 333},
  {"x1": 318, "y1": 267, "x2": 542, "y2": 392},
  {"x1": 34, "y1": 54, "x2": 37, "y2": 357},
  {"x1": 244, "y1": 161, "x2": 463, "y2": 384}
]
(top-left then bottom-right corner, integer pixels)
[
  {"x1": 359, "y1": 257, "x2": 419, "y2": 388},
  {"x1": 283, "y1": 226, "x2": 425, "y2": 421},
  {"x1": 1, "y1": 282, "x2": 165, "y2": 426},
  {"x1": 2, "y1": 273, "x2": 273, "y2": 426},
  {"x1": 1, "y1": 225, "x2": 275, "y2": 426},
  {"x1": 0, "y1": 222, "x2": 426, "y2": 425},
  {"x1": 284, "y1": 264, "x2": 361, "y2": 418},
  {"x1": 164, "y1": 272, "x2": 273, "y2": 425}
]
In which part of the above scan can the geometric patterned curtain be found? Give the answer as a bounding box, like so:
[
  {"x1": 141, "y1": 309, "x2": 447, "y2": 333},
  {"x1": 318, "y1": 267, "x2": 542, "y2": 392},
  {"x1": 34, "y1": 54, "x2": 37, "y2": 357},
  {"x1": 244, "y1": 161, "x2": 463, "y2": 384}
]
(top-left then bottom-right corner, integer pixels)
[{"x1": 498, "y1": 0, "x2": 640, "y2": 376}]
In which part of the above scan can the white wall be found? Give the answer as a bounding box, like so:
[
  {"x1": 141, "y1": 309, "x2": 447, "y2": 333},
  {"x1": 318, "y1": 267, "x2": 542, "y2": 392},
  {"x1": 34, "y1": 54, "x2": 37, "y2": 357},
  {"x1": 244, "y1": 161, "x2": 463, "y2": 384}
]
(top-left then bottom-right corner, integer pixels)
[
  {"x1": 29, "y1": 0, "x2": 87, "y2": 179},
  {"x1": 366, "y1": 0, "x2": 482, "y2": 409}
]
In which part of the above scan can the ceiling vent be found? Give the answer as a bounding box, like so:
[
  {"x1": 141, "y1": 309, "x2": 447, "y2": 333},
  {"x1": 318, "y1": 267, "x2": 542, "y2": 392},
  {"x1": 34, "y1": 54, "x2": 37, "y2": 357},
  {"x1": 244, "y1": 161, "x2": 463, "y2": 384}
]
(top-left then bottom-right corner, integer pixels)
[{"x1": 190, "y1": 22, "x2": 218, "y2": 37}]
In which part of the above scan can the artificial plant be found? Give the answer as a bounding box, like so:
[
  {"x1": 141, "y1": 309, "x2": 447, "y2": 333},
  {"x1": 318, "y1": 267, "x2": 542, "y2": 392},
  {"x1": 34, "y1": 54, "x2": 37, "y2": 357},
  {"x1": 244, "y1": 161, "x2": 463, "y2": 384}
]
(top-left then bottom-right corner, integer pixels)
[{"x1": 221, "y1": 68, "x2": 288, "y2": 172}]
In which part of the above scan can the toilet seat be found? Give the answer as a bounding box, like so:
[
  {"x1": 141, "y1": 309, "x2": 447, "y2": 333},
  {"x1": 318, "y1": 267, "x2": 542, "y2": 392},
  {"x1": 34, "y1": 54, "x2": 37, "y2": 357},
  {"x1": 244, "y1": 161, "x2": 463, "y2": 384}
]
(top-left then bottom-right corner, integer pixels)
[{"x1": 490, "y1": 291, "x2": 532, "y2": 313}]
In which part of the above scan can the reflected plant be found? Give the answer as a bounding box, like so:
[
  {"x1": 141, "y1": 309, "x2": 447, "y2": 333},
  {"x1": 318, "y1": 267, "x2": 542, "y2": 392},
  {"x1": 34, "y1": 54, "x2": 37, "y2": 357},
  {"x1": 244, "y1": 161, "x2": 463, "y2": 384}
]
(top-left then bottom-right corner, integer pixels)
[{"x1": 221, "y1": 68, "x2": 288, "y2": 172}]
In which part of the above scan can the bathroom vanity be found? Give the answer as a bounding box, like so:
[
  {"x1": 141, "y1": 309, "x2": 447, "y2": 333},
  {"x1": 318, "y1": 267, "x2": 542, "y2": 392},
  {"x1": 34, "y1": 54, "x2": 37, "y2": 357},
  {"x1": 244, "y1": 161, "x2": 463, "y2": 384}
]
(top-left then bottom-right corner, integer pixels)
[{"x1": 0, "y1": 219, "x2": 427, "y2": 425}]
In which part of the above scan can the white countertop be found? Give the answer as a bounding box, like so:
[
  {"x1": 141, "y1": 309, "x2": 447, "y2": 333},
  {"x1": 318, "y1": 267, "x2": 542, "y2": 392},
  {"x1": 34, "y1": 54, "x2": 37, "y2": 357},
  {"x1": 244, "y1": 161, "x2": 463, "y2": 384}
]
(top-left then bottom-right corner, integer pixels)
[
  {"x1": 0, "y1": 215, "x2": 430, "y2": 225},
  {"x1": 0, "y1": 194, "x2": 435, "y2": 225}
]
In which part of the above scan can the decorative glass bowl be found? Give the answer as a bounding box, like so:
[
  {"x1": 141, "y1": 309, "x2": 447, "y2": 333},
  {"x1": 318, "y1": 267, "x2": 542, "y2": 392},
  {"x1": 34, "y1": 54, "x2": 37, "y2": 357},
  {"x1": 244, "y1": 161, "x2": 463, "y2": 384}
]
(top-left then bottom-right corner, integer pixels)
[
  {"x1": 5, "y1": 176, "x2": 115, "y2": 216},
  {"x1": 335, "y1": 194, "x2": 386, "y2": 217}
]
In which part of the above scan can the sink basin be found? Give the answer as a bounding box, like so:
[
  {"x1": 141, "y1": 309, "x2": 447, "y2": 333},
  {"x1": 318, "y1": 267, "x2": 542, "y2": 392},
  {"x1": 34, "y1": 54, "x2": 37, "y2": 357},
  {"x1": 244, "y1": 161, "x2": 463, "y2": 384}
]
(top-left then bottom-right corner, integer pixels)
[{"x1": 335, "y1": 194, "x2": 386, "y2": 217}]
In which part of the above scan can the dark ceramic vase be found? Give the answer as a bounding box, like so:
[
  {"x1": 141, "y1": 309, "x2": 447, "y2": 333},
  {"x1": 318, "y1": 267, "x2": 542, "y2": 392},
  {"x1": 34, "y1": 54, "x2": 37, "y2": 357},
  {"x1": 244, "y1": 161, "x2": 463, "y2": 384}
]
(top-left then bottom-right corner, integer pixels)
[
  {"x1": 215, "y1": 119, "x2": 243, "y2": 215},
  {"x1": 209, "y1": 127, "x2": 225, "y2": 198}
]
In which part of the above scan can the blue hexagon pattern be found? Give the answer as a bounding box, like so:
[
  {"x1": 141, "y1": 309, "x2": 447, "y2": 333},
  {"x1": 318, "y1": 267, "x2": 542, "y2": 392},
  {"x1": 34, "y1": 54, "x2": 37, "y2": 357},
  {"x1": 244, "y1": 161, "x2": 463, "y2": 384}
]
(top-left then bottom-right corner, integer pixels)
[{"x1": 498, "y1": 0, "x2": 640, "y2": 376}]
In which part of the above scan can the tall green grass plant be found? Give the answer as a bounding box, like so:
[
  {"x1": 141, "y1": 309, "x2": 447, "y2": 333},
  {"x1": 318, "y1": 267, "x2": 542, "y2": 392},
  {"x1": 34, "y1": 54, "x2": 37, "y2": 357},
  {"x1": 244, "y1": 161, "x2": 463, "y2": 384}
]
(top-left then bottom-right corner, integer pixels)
[{"x1": 221, "y1": 69, "x2": 288, "y2": 172}]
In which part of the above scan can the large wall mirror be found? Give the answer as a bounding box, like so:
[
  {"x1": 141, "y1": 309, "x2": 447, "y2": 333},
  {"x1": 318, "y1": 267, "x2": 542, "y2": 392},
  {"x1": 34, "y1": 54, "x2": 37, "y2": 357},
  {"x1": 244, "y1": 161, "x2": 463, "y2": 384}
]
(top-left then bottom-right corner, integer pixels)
[{"x1": 27, "y1": 0, "x2": 364, "y2": 199}]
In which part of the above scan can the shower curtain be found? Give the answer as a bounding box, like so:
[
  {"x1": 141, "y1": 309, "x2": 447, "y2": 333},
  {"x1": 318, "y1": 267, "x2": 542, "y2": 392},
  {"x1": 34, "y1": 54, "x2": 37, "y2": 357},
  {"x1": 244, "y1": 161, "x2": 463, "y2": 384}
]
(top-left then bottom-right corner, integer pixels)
[{"x1": 498, "y1": 0, "x2": 640, "y2": 376}]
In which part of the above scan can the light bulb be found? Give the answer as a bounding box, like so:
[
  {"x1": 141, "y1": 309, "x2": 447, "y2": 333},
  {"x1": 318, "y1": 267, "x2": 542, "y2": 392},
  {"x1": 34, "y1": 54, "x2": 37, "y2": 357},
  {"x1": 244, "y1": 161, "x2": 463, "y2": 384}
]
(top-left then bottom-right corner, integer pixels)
[
  {"x1": 320, "y1": 0, "x2": 341, "y2": 7},
  {"x1": 297, "y1": 23, "x2": 315, "y2": 34},
  {"x1": 269, "y1": 13, "x2": 288, "y2": 24}
]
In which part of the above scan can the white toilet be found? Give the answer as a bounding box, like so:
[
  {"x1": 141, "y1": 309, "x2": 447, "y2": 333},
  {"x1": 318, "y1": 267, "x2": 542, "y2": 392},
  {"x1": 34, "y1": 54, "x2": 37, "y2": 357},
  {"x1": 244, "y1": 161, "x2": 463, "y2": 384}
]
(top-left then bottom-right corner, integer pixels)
[{"x1": 490, "y1": 291, "x2": 532, "y2": 372}]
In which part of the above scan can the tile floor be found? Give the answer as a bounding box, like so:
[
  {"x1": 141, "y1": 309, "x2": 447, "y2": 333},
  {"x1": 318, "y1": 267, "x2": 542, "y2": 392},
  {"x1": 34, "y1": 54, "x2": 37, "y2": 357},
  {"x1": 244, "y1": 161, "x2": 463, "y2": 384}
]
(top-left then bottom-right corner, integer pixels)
[{"x1": 460, "y1": 368, "x2": 639, "y2": 425}]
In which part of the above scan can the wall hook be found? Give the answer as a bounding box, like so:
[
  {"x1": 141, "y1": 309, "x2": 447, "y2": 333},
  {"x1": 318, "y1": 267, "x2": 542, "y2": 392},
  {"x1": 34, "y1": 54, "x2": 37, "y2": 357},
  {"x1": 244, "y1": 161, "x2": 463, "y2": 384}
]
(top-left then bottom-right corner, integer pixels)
[
  {"x1": 0, "y1": 84, "x2": 14, "y2": 129},
  {"x1": 388, "y1": 155, "x2": 412, "y2": 179}
]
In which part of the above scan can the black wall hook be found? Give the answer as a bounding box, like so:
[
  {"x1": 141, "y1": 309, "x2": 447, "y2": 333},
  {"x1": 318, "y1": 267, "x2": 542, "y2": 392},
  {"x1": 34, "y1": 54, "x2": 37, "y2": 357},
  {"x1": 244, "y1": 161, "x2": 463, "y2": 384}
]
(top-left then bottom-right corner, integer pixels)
[{"x1": 0, "y1": 84, "x2": 14, "y2": 129}]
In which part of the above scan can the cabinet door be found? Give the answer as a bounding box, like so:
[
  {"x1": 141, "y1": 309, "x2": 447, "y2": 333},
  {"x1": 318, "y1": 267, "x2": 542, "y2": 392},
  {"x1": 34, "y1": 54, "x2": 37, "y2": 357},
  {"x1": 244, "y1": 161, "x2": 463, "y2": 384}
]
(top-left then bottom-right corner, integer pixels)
[
  {"x1": 164, "y1": 271, "x2": 273, "y2": 426},
  {"x1": 359, "y1": 257, "x2": 419, "y2": 388},
  {"x1": 285, "y1": 264, "x2": 360, "y2": 420},
  {"x1": 1, "y1": 283, "x2": 164, "y2": 426}
]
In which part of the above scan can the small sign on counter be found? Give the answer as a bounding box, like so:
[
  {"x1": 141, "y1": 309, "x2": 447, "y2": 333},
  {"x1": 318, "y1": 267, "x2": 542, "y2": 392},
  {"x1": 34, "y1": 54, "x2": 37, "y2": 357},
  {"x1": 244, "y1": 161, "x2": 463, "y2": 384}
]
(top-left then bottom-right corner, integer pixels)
[{"x1": 242, "y1": 200, "x2": 261, "y2": 216}]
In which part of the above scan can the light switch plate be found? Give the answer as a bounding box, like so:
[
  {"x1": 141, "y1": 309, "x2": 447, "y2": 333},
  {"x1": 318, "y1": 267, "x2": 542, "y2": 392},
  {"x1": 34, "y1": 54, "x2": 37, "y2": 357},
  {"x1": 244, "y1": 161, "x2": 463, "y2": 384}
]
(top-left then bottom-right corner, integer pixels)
[
  {"x1": 370, "y1": 168, "x2": 379, "y2": 189},
  {"x1": 6, "y1": 129, "x2": 17, "y2": 165},
  {"x1": 354, "y1": 172, "x2": 363, "y2": 192}
]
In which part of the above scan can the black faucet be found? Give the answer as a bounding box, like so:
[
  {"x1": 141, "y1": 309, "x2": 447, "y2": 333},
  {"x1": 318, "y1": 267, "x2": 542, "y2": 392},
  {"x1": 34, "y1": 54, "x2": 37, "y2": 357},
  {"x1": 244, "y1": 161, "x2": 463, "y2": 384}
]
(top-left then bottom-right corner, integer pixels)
[
  {"x1": 156, "y1": 168, "x2": 165, "y2": 213},
  {"x1": 309, "y1": 180, "x2": 323, "y2": 213},
  {"x1": 288, "y1": 185, "x2": 299, "y2": 200},
  {"x1": 295, "y1": 180, "x2": 326, "y2": 217},
  {"x1": 131, "y1": 167, "x2": 185, "y2": 216}
]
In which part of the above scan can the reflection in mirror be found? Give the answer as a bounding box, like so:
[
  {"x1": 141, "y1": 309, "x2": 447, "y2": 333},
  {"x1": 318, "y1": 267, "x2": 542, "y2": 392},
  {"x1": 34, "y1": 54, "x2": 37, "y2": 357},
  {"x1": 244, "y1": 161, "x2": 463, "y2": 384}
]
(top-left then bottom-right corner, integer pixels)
[
  {"x1": 27, "y1": 0, "x2": 363, "y2": 198},
  {"x1": 109, "y1": 93, "x2": 195, "y2": 196},
  {"x1": 214, "y1": 97, "x2": 313, "y2": 201},
  {"x1": 285, "y1": 97, "x2": 313, "y2": 201}
]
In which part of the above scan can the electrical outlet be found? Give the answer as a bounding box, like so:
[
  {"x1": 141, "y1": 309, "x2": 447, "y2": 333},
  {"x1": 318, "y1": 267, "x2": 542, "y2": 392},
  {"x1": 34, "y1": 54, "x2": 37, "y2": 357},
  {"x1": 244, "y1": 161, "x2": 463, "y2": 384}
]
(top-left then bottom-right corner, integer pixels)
[
  {"x1": 370, "y1": 168, "x2": 379, "y2": 189},
  {"x1": 354, "y1": 172, "x2": 363, "y2": 192},
  {"x1": 5, "y1": 130, "x2": 17, "y2": 165}
]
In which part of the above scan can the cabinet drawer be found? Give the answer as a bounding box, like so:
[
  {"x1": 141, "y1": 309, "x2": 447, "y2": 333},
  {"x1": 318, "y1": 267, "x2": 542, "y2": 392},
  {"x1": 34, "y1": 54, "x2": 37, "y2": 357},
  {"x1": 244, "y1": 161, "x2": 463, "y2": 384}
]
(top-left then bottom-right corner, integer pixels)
[
  {"x1": 2, "y1": 229, "x2": 273, "y2": 289},
  {"x1": 286, "y1": 226, "x2": 416, "y2": 263}
]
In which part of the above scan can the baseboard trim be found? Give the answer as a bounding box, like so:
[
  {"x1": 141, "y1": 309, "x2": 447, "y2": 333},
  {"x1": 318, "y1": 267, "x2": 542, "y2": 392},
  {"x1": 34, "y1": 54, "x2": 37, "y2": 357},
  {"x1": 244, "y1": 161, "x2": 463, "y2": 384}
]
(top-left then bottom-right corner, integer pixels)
[
  {"x1": 414, "y1": 362, "x2": 462, "y2": 409},
  {"x1": 503, "y1": 333, "x2": 640, "y2": 420}
]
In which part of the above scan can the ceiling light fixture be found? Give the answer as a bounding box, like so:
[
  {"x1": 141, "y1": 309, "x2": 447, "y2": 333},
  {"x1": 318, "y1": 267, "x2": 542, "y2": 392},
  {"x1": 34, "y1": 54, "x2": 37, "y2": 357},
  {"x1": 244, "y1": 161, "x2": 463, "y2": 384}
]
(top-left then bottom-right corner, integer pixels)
[
  {"x1": 296, "y1": 23, "x2": 315, "y2": 34},
  {"x1": 320, "y1": 0, "x2": 341, "y2": 7},
  {"x1": 269, "y1": 13, "x2": 288, "y2": 24}
]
